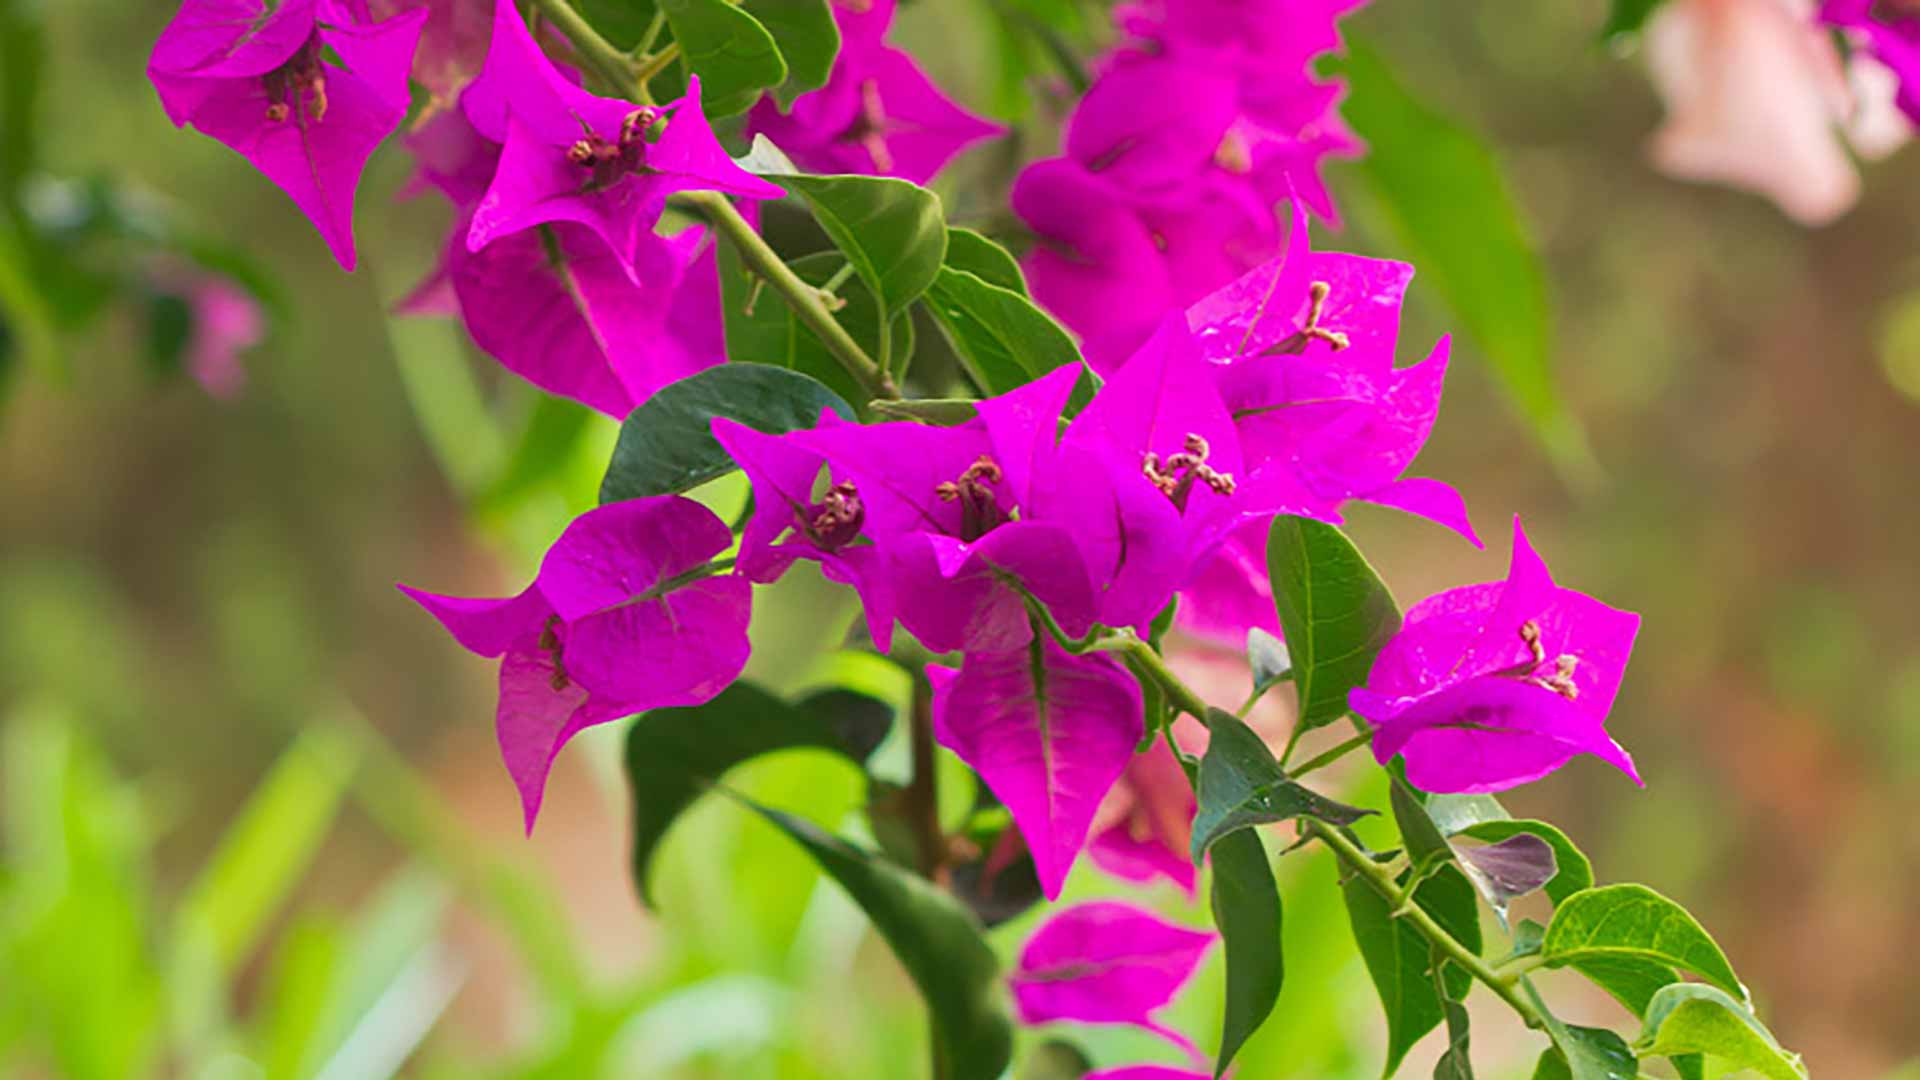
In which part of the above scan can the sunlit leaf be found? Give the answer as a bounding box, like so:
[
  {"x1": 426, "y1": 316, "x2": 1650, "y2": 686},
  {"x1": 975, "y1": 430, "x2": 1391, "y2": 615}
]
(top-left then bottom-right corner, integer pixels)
[
  {"x1": 1542, "y1": 884, "x2": 1744, "y2": 998},
  {"x1": 1266, "y1": 515, "x2": 1401, "y2": 732}
]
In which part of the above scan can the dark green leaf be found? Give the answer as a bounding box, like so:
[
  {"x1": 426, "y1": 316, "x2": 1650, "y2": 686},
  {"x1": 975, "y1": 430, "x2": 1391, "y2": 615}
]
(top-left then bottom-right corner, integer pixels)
[
  {"x1": 943, "y1": 227, "x2": 1029, "y2": 295},
  {"x1": 1210, "y1": 826, "x2": 1282, "y2": 1078},
  {"x1": 922, "y1": 265, "x2": 1082, "y2": 395},
  {"x1": 1389, "y1": 777, "x2": 1454, "y2": 885},
  {"x1": 599, "y1": 363, "x2": 855, "y2": 503},
  {"x1": 624, "y1": 682, "x2": 892, "y2": 904},
  {"x1": 1601, "y1": 0, "x2": 1668, "y2": 43},
  {"x1": 1541, "y1": 885, "x2": 1743, "y2": 998},
  {"x1": 717, "y1": 245, "x2": 895, "y2": 406},
  {"x1": 574, "y1": 0, "x2": 659, "y2": 49},
  {"x1": 775, "y1": 173, "x2": 947, "y2": 316},
  {"x1": 1640, "y1": 985, "x2": 1802, "y2": 1080},
  {"x1": 1342, "y1": 864, "x2": 1479, "y2": 1078},
  {"x1": 1457, "y1": 820, "x2": 1592, "y2": 907},
  {"x1": 1532, "y1": 1024, "x2": 1638, "y2": 1080},
  {"x1": 1431, "y1": 951, "x2": 1474, "y2": 1080},
  {"x1": 1190, "y1": 708, "x2": 1372, "y2": 862},
  {"x1": 1246, "y1": 627, "x2": 1291, "y2": 698},
  {"x1": 661, "y1": 0, "x2": 787, "y2": 118},
  {"x1": 1333, "y1": 40, "x2": 1591, "y2": 477},
  {"x1": 744, "y1": 0, "x2": 839, "y2": 105},
  {"x1": 738, "y1": 797, "x2": 1014, "y2": 1080},
  {"x1": 1267, "y1": 515, "x2": 1401, "y2": 731},
  {"x1": 1015, "y1": 1039, "x2": 1094, "y2": 1080}
]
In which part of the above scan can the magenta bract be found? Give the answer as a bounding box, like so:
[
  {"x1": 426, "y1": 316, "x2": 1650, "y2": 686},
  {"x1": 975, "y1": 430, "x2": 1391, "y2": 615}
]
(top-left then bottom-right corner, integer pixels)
[
  {"x1": 149, "y1": 0, "x2": 429, "y2": 270},
  {"x1": 1350, "y1": 518, "x2": 1642, "y2": 793},
  {"x1": 745, "y1": 0, "x2": 1001, "y2": 182},
  {"x1": 1823, "y1": 0, "x2": 1920, "y2": 123},
  {"x1": 1010, "y1": 900, "x2": 1213, "y2": 1050},
  {"x1": 400, "y1": 497, "x2": 750, "y2": 829}
]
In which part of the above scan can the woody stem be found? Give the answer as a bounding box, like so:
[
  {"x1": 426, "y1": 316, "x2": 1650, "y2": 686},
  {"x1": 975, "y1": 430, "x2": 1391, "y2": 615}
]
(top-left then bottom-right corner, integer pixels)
[{"x1": 523, "y1": 0, "x2": 898, "y2": 401}]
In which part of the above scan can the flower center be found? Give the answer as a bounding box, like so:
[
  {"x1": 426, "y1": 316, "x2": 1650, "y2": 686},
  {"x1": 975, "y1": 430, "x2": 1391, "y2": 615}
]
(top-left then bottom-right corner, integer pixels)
[
  {"x1": 261, "y1": 33, "x2": 328, "y2": 125},
  {"x1": 1261, "y1": 280, "x2": 1351, "y2": 356},
  {"x1": 1143, "y1": 433, "x2": 1236, "y2": 512},
  {"x1": 936, "y1": 455, "x2": 1011, "y2": 541},
  {"x1": 800, "y1": 479, "x2": 865, "y2": 550},
  {"x1": 567, "y1": 107, "x2": 661, "y2": 192},
  {"x1": 1214, "y1": 129, "x2": 1252, "y2": 175},
  {"x1": 537, "y1": 615, "x2": 572, "y2": 692},
  {"x1": 840, "y1": 78, "x2": 895, "y2": 174}
]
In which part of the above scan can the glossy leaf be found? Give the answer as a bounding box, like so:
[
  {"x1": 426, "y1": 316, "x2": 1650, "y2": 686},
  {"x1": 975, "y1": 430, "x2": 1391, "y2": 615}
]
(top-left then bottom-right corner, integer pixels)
[
  {"x1": 1389, "y1": 776, "x2": 1454, "y2": 886},
  {"x1": 738, "y1": 797, "x2": 1015, "y2": 1080},
  {"x1": 745, "y1": 0, "x2": 839, "y2": 105},
  {"x1": 599, "y1": 364, "x2": 855, "y2": 502},
  {"x1": 1334, "y1": 40, "x2": 1590, "y2": 475},
  {"x1": 1565, "y1": 954, "x2": 1681, "y2": 1017},
  {"x1": 1190, "y1": 708, "x2": 1371, "y2": 862},
  {"x1": 775, "y1": 173, "x2": 948, "y2": 316},
  {"x1": 1542, "y1": 885, "x2": 1743, "y2": 998},
  {"x1": 1209, "y1": 827, "x2": 1282, "y2": 1078},
  {"x1": 661, "y1": 0, "x2": 787, "y2": 118},
  {"x1": 624, "y1": 682, "x2": 892, "y2": 905},
  {"x1": 717, "y1": 246, "x2": 902, "y2": 406},
  {"x1": 1639, "y1": 984, "x2": 1805, "y2": 1080},
  {"x1": 924, "y1": 265, "x2": 1083, "y2": 396},
  {"x1": 1532, "y1": 1023, "x2": 1639, "y2": 1080},
  {"x1": 944, "y1": 227, "x2": 1029, "y2": 295},
  {"x1": 1267, "y1": 515, "x2": 1401, "y2": 731},
  {"x1": 1456, "y1": 820, "x2": 1592, "y2": 907},
  {"x1": 1342, "y1": 864, "x2": 1480, "y2": 1079}
]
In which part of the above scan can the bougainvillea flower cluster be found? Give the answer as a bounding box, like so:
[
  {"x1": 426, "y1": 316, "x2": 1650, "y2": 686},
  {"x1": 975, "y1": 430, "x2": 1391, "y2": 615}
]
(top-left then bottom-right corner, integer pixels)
[
  {"x1": 1350, "y1": 518, "x2": 1641, "y2": 793},
  {"x1": 744, "y1": 0, "x2": 1001, "y2": 183},
  {"x1": 1015, "y1": 0, "x2": 1364, "y2": 366},
  {"x1": 150, "y1": 0, "x2": 430, "y2": 270},
  {"x1": 1823, "y1": 0, "x2": 1920, "y2": 121},
  {"x1": 399, "y1": 497, "x2": 751, "y2": 829}
]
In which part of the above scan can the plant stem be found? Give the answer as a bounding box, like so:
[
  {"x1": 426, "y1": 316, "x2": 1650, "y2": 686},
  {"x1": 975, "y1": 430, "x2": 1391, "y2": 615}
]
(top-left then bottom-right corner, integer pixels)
[
  {"x1": 1303, "y1": 817, "x2": 1545, "y2": 1029},
  {"x1": 1287, "y1": 726, "x2": 1373, "y2": 780},
  {"x1": 632, "y1": 42, "x2": 682, "y2": 87},
  {"x1": 524, "y1": 0, "x2": 898, "y2": 399},
  {"x1": 526, "y1": 0, "x2": 650, "y2": 101},
  {"x1": 904, "y1": 676, "x2": 947, "y2": 883},
  {"x1": 1097, "y1": 633, "x2": 1213, "y2": 724}
]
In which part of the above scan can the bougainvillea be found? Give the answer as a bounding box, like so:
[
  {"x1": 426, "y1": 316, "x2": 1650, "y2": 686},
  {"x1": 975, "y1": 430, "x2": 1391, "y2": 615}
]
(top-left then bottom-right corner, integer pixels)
[{"x1": 125, "y1": 0, "x2": 1818, "y2": 1076}]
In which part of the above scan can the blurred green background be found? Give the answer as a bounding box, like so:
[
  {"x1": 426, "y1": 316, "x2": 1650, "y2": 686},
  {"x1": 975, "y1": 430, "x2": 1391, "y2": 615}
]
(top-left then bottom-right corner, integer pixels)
[{"x1": 4, "y1": 0, "x2": 1919, "y2": 1077}]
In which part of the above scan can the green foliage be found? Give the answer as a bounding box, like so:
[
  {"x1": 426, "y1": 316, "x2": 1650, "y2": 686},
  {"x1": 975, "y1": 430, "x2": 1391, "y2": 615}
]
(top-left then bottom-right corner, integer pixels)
[
  {"x1": 1208, "y1": 828, "x2": 1284, "y2": 1078},
  {"x1": 1342, "y1": 864, "x2": 1481, "y2": 1079},
  {"x1": 574, "y1": 0, "x2": 660, "y2": 48},
  {"x1": 717, "y1": 246, "x2": 903, "y2": 405},
  {"x1": 772, "y1": 173, "x2": 949, "y2": 319},
  {"x1": 744, "y1": 0, "x2": 839, "y2": 105},
  {"x1": 661, "y1": 0, "x2": 788, "y2": 117},
  {"x1": 1388, "y1": 777, "x2": 1456, "y2": 886},
  {"x1": 1531, "y1": 1022, "x2": 1639, "y2": 1080},
  {"x1": 942, "y1": 227, "x2": 1030, "y2": 294},
  {"x1": 1333, "y1": 40, "x2": 1590, "y2": 476},
  {"x1": 1191, "y1": 708, "x2": 1372, "y2": 861},
  {"x1": 1638, "y1": 984, "x2": 1806, "y2": 1080},
  {"x1": 923, "y1": 264, "x2": 1083, "y2": 396},
  {"x1": 736, "y1": 797, "x2": 1015, "y2": 1080},
  {"x1": 1431, "y1": 952, "x2": 1474, "y2": 1080},
  {"x1": 599, "y1": 364, "x2": 855, "y2": 502},
  {"x1": 1601, "y1": 0, "x2": 1669, "y2": 43},
  {"x1": 1542, "y1": 884, "x2": 1744, "y2": 998},
  {"x1": 1266, "y1": 515, "x2": 1402, "y2": 732},
  {"x1": 623, "y1": 682, "x2": 894, "y2": 905}
]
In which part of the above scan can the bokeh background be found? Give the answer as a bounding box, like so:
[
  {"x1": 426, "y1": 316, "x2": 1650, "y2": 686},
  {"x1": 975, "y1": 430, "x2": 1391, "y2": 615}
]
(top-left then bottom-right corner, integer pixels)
[{"x1": 4, "y1": 0, "x2": 1918, "y2": 1077}]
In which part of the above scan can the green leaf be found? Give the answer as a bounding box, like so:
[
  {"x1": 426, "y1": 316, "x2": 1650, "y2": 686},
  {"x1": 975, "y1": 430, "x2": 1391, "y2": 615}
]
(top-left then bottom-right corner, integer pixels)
[
  {"x1": 1566, "y1": 954, "x2": 1680, "y2": 1017},
  {"x1": 737, "y1": 797, "x2": 1014, "y2": 1080},
  {"x1": 1601, "y1": 0, "x2": 1668, "y2": 43},
  {"x1": 871, "y1": 397, "x2": 981, "y2": 425},
  {"x1": 716, "y1": 245, "x2": 899, "y2": 406},
  {"x1": 744, "y1": 0, "x2": 838, "y2": 105},
  {"x1": 1542, "y1": 884, "x2": 1744, "y2": 998},
  {"x1": 0, "y1": 0, "x2": 45, "y2": 197},
  {"x1": 575, "y1": 0, "x2": 659, "y2": 48},
  {"x1": 943, "y1": 227, "x2": 1030, "y2": 295},
  {"x1": 1266, "y1": 515, "x2": 1402, "y2": 731},
  {"x1": 1209, "y1": 827, "x2": 1283, "y2": 1078},
  {"x1": 476, "y1": 392, "x2": 596, "y2": 515},
  {"x1": 1333, "y1": 40, "x2": 1591, "y2": 477},
  {"x1": 775, "y1": 173, "x2": 948, "y2": 317},
  {"x1": 1640, "y1": 985, "x2": 1802, "y2": 1080},
  {"x1": 174, "y1": 726, "x2": 361, "y2": 974},
  {"x1": 1015, "y1": 1039, "x2": 1095, "y2": 1080},
  {"x1": 1342, "y1": 864, "x2": 1480, "y2": 1078},
  {"x1": 1531, "y1": 1024, "x2": 1639, "y2": 1080},
  {"x1": 624, "y1": 682, "x2": 893, "y2": 905},
  {"x1": 1190, "y1": 708, "x2": 1371, "y2": 862},
  {"x1": 922, "y1": 265, "x2": 1083, "y2": 395},
  {"x1": 661, "y1": 0, "x2": 787, "y2": 118},
  {"x1": 1431, "y1": 951, "x2": 1474, "y2": 1080},
  {"x1": 1389, "y1": 776, "x2": 1455, "y2": 885},
  {"x1": 599, "y1": 364, "x2": 855, "y2": 503},
  {"x1": 1456, "y1": 820, "x2": 1592, "y2": 907}
]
